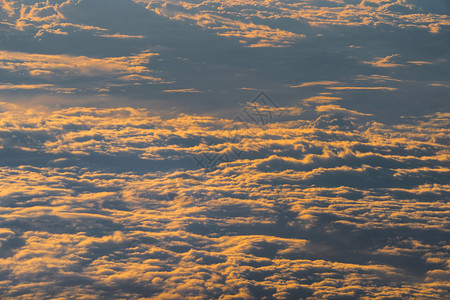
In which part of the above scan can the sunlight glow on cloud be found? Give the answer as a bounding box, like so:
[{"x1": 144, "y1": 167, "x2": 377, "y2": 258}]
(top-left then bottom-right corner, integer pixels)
[
  {"x1": 364, "y1": 54, "x2": 405, "y2": 68},
  {"x1": 0, "y1": 0, "x2": 449, "y2": 298},
  {"x1": 289, "y1": 81, "x2": 340, "y2": 88},
  {"x1": 138, "y1": 0, "x2": 450, "y2": 45},
  {"x1": 0, "y1": 101, "x2": 448, "y2": 298},
  {"x1": 0, "y1": 50, "x2": 159, "y2": 77},
  {"x1": 163, "y1": 88, "x2": 201, "y2": 93},
  {"x1": 0, "y1": 50, "x2": 165, "y2": 92},
  {"x1": 326, "y1": 86, "x2": 398, "y2": 91}
]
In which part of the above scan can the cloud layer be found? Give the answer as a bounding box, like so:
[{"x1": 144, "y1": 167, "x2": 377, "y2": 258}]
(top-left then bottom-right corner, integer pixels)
[
  {"x1": 0, "y1": 0, "x2": 448, "y2": 116},
  {"x1": 0, "y1": 101, "x2": 448, "y2": 299},
  {"x1": 0, "y1": 0, "x2": 449, "y2": 298}
]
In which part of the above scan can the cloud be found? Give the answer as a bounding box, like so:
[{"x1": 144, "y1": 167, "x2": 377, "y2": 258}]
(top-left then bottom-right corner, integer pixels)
[
  {"x1": 0, "y1": 84, "x2": 54, "y2": 90},
  {"x1": 96, "y1": 33, "x2": 145, "y2": 39},
  {"x1": 163, "y1": 88, "x2": 201, "y2": 93},
  {"x1": 0, "y1": 1, "x2": 448, "y2": 297},
  {"x1": 140, "y1": 1, "x2": 305, "y2": 47},
  {"x1": 327, "y1": 86, "x2": 398, "y2": 91},
  {"x1": 0, "y1": 102, "x2": 448, "y2": 298},
  {"x1": 408, "y1": 61, "x2": 433, "y2": 65},
  {"x1": 0, "y1": 50, "x2": 164, "y2": 92},
  {"x1": 0, "y1": 228, "x2": 14, "y2": 247},
  {"x1": 0, "y1": 83, "x2": 78, "y2": 94},
  {"x1": 429, "y1": 83, "x2": 450, "y2": 88},
  {"x1": 289, "y1": 81, "x2": 340, "y2": 88},
  {"x1": 301, "y1": 96, "x2": 343, "y2": 104},
  {"x1": 364, "y1": 54, "x2": 404, "y2": 67},
  {"x1": 315, "y1": 104, "x2": 373, "y2": 116},
  {"x1": 355, "y1": 75, "x2": 402, "y2": 82},
  {"x1": 0, "y1": 50, "x2": 159, "y2": 77},
  {"x1": 139, "y1": 0, "x2": 450, "y2": 36},
  {"x1": 0, "y1": 0, "x2": 447, "y2": 114}
]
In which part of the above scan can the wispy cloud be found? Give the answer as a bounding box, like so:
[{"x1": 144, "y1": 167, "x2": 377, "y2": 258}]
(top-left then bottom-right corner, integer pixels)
[
  {"x1": 0, "y1": 83, "x2": 54, "y2": 90},
  {"x1": 163, "y1": 88, "x2": 201, "y2": 93},
  {"x1": 0, "y1": 50, "x2": 165, "y2": 92},
  {"x1": 408, "y1": 61, "x2": 433, "y2": 65},
  {"x1": 301, "y1": 96, "x2": 342, "y2": 104},
  {"x1": 97, "y1": 33, "x2": 145, "y2": 39},
  {"x1": 364, "y1": 54, "x2": 404, "y2": 68},
  {"x1": 0, "y1": 83, "x2": 76, "y2": 93},
  {"x1": 289, "y1": 81, "x2": 340, "y2": 88},
  {"x1": 316, "y1": 104, "x2": 373, "y2": 116},
  {"x1": 0, "y1": 50, "x2": 159, "y2": 77},
  {"x1": 429, "y1": 83, "x2": 450, "y2": 88},
  {"x1": 327, "y1": 86, "x2": 398, "y2": 91}
]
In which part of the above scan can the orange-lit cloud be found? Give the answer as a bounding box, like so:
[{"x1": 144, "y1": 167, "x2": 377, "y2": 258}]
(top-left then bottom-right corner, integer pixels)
[
  {"x1": 0, "y1": 50, "x2": 159, "y2": 77},
  {"x1": 163, "y1": 88, "x2": 201, "y2": 93},
  {"x1": 0, "y1": 101, "x2": 448, "y2": 298},
  {"x1": 0, "y1": 50, "x2": 165, "y2": 92},
  {"x1": 289, "y1": 81, "x2": 340, "y2": 88},
  {"x1": 0, "y1": 0, "x2": 448, "y2": 298},
  {"x1": 138, "y1": 0, "x2": 450, "y2": 40},
  {"x1": 327, "y1": 86, "x2": 398, "y2": 91},
  {"x1": 301, "y1": 96, "x2": 343, "y2": 104},
  {"x1": 364, "y1": 54, "x2": 404, "y2": 67}
]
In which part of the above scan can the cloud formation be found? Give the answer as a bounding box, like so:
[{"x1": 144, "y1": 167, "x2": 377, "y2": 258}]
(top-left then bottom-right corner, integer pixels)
[
  {"x1": 0, "y1": 50, "x2": 164, "y2": 93},
  {"x1": 0, "y1": 1, "x2": 448, "y2": 298},
  {"x1": 0, "y1": 101, "x2": 448, "y2": 298},
  {"x1": 0, "y1": 0, "x2": 448, "y2": 114},
  {"x1": 139, "y1": 0, "x2": 450, "y2": 40}
]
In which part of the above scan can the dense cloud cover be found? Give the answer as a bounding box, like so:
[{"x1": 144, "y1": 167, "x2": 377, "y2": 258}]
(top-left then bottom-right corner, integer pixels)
[
  {"x1": 0, "y1": 100, "x2": 448, "y2": 299},
  {"x1": 0, "y1": 0, "x2": 449, "y2": 299}
]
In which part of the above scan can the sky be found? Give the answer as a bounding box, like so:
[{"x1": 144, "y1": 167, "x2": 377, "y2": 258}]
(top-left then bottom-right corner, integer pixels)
[{"x1": 0, "y1": 0, "x2": 449, "y2": 299}]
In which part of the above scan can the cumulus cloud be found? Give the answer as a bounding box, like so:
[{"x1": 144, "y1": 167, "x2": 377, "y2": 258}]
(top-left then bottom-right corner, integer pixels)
[
  {"x1": 0, "y1": 101, "x2": 448, "y2": 298},
  {"x1": 0, "y1": 0, "x2": 448, "y2": 298}
]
